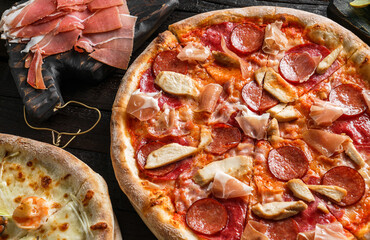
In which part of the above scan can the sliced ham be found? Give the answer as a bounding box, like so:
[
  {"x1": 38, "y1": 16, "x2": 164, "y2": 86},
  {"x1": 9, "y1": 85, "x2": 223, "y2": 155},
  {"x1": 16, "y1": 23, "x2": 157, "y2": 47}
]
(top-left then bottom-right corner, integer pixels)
[
  {"x1": 126, "y1": 90, "x2": 160, "y2": 121},
  {"x1": 235, "y1": 109, "x2": 270, "y2": 140},
  {"x1": 242, "y1": 220, "x2": 268, "y2": 240},
  {"x1": 10, "y1": 0, "x2": 57, "y2": 28},
  {"x1": 27, "y1": 48, "x2": 45, "y2": 89},
  {"x1": 88, "y1": 0, "x2": 124, "y2": 12},
  {"x1": 302, "y1": 129, "x2": 349, "y2": 157},
  {"x1": 314, "y1": 222, "x2": 348, "y2": 240},
  {"x1": 56, "y1": 15, "x2": 85, "y2": 33},
  {"x1": 309, "y1": 99, "x2": 343, "y2": 126},
  {"x1": 177, "y1": 42, "x2": 210, "y2": 62},
  {"x1": 33, "y1": 11, "x2": 69, "y2": 25},
  {"x1": 262, "y1": 21, "x2": 288, "y2": 55},
  {"x1": 9, "y1": 17, "x2": 61, "y2": 38},
  {"x1": 32, "y1": 29, "x2": 81, "y2": 56},
  {"x1": 57, "y1": 0, "x2": 93, "y2": 8},
  {"x1": 221, "y1": 37, "x2": 251, "y2": 79},
  {"x1": 198, "y1": 83, "x2": 223, "y2": 112},
  {"x1": 89, "y1": 48, "x2": 131, "y2": 69},
  {"x1": 210, "y1": 171, "x2": 252, "y2": 199},
  {"x1": 83, "y1": 7, "x2": 122, "y2": 34},
  {"x1": 59, "y1": 4, "x2": 88, "y2": 12}
]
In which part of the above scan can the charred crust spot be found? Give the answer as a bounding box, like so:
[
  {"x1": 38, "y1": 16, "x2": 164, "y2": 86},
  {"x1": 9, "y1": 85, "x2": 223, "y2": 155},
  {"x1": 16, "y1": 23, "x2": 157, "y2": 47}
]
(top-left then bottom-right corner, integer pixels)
[
  {"x1": 58, "y1": 223, "x2": 69, "y2": 232},
  {"x1": 52, "y1": 202, "x2": 62, "y2": 209},
  {"x1": 26, "y1": 161, "x2": 33, "y2": 167},
  {"x1": 41, "y1": 176, "x2": 52, "y2": 188},
  {"x1": 64, "y1": 193, "x2": 68, "y2": 198},
  {"x1": 62, "y1": 174, "x2": 71, "y2": 180},
  {"x1": 0, "y1": 216, "x2": 7, "y2": 235},
  {"x1": 17, "y1": 172, "x2": 25, "y2": 182},
  {"x1": 82, "y1": 190, "x2": 94, "y2": 206},
  {"x1": 90, "y1": 222, "x2": 108, "y2": 230},
  {"x1": 14, "y1": 196, "x2": 22, "y2": 203}
]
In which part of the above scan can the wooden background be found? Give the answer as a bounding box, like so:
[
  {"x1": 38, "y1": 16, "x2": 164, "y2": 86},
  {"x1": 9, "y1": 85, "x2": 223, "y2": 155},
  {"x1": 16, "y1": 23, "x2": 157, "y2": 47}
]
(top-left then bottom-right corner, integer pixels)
[{"x1": 0, "y1": 0, "x2": 361, "y2": 239}]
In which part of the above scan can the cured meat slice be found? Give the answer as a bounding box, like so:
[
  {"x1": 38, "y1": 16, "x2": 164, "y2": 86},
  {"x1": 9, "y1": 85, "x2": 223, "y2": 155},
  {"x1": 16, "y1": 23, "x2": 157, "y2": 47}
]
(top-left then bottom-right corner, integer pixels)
[
  {"x1": 177, "y1": 42, "x2": 210, "y2": 62},
  {"x1": 10, "y1": 0, "x2": 57, "y2": 28},
  {"x1": 322, "y1": 166, "x2": 365, "y2": 206},
  {"x1": 267, "y1": 146, "x2": 309, "y2": 181},
  {"x1": 230, "y1": 23, "x2": 264, "y2": 54},
  {"x1": 152, "y1": 50, "x2": 188, "y2": 77},
  {"x1": 186, "y1": 198, "x2": 228, "y2": 235},
  {"x1": 89, "y1": 48, "x2": 131, "y2": 69},
  {"x1": 83, "y1": 7, "x2": 122, "y2": 34},
  {"x1": 265, "y1": 219, "x2": 299, "y2": 240},
  {"x1": 88, "y1": 0, "x2": 124, "y2": 11},
  {"x1": 242, "y1": 80, "x2": 278, "y2": 113},
  {"x1": 205, "y1": 123, "x2": 241, "y2": 155},
  {"x1": 56, "y1": 0, "x2": 92, "y2": 8},
  {"x1": 59, "y1": 4, "x2": 88, "y2": 12},
  {"x1": 27, "y1": 48, "x2": 45, "y2": 89},
  {"x1": 211, "y1": 172, "x2": 252, "y2": 199},
  {"x1": 9, "y1": 17, "x2": 61, "y2": 38},
  {"x1": 33, "y1": 29, "x2": 81, "y2": 56},
  {"x1": 33, "y1": 11, "x2": 69, "y2": 25},
  {"x1": 329, "y1": 84, "x2": 367, "y2": 117},
  {"x1": 56, "y1": 15, "x2": 85, "y2": 33},
  {"x1": 200, "y1": 22, "x2": 236, "y2": 52},
  {"x1": 198, "y1": 83, "x2": 223, "y2": 112}
]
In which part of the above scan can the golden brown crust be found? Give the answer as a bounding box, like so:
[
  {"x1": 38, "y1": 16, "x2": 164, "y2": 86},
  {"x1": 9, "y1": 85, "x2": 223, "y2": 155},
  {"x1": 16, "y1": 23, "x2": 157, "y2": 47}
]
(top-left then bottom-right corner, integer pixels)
[
  {"x1": 0, "y1": 133, "x2": 119, "y2": 240},
  {"x1": 111, "y1": 6, "x2": 369, "y2": 240}
]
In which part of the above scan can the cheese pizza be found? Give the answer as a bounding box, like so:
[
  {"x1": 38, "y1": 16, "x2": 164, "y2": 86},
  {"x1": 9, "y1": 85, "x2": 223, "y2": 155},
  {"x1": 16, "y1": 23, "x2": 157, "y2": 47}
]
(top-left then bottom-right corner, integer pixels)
[
  {"x1": 111, "y1": 6, "x2": 370, "y2": 240},
  {"x1": 0, "y1": 133, "x2": 121, "y2": 240}
]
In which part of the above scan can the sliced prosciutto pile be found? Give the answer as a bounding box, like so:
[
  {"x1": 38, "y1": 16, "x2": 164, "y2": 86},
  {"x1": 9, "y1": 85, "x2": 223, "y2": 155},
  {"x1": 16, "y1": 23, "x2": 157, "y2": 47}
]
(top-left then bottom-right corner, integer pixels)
[{"x1": 0, "y1": 0, "x2": 136, "y2": 89}]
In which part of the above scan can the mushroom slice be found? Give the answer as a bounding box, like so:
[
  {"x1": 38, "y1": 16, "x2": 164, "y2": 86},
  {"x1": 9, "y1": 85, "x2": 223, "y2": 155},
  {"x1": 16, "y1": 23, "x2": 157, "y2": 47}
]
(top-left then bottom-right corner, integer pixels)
[
  {"x1": 344, "y1": 141, "x2": 365, "y2": 167},
  {"x1": 198, "y1": 126, "x2": 212, "y2": 149},
  {"x1": 263, "y1": 68, "x2": 298, "y2": 103},
  {"x1": 145, "y1": 143, "x2": 198, "y2": 169},
  {"x1": 155, "y1": 71, "x2": 199, "y2": 97},
  {"x1": 252, "y1": 201, "x2": 308, "y2": 220},
  {"x1": 194, "y1": 156, "x2": 253, "y2": 186},
  {"x1": 287, "y1": 179, "x2": 315, "y2": 202},
  {"x1": 308, "y1": 185, "x2": 347, "y2": 203},
  {"x1": 254, "y1": 66, "x2": 268, "y2": 86}
]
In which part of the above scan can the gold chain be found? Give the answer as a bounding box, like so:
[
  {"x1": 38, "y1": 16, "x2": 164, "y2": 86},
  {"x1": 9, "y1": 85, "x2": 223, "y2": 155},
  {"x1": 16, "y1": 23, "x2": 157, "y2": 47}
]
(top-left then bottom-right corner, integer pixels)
[{"x1": 23, "y1": 100, "x2": 101, "y2": 149}]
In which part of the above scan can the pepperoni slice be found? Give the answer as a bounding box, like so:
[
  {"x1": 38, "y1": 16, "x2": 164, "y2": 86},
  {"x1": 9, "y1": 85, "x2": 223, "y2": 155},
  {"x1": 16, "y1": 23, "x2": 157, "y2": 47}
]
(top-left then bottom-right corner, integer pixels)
[
  {"x1": 136, "y1": 141, "x2": 177, "y2": 177},
  {"x1": 329, "y1": 84, "x2": 367, "y2": 117},
  {"x1": 230, "y1": 23, "x2": 264, "y2": 54},
  {"x1": 242, "y1": 81, "x2": 278, "y2": 113},
  {"x1": 268, "y1": 146, "x2": 309, "y2": 181},
  {"x1": 200, "y1": 22, "x2": 236, "y2": 51},
  {"x1": 205, "y1": 123, "x2": 242, "y2": 155},
  {"x1": 186, "y1": 198, "x2": 228, "y2": 235},
  {"x1": 152, "y1": 50, "x2": 188, "y2": 77},
  {"x1": 266, "y1": 219, "x2": 299, "y2": 240},
  {"x1": 322, "y1": 166, "x2": 365, "y2": 206}
]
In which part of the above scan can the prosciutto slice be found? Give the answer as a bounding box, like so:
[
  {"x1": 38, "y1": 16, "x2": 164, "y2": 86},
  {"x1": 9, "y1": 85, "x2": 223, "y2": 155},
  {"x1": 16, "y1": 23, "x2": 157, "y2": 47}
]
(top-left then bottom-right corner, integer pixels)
[
  {"x1": 9, "y1": 18, "x2": 61, "y2": 38},
  {"x1": 88, "y1": 0, "x2": 124, "y2": 11},
  {"x1": 83, "y1": 7, "x2": 122, "y2": 34},
  {"x1": 27, "y1": 48, "x2": 45, "y2": 89},
  {"x1": 89, "y1": 48, "x2": 131, "y2": 69}
]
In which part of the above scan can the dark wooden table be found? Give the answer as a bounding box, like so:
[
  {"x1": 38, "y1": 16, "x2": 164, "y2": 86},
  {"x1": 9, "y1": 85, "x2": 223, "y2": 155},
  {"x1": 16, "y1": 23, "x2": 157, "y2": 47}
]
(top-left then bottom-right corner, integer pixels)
[{"x1": 0, "y1": 0, "x2": 357, "y2": 239}]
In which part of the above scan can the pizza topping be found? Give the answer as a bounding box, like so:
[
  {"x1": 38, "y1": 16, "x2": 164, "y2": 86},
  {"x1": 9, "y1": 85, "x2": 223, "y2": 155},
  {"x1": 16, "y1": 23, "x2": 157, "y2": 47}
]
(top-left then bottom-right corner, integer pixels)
[
  {"x1": 186, "y1": 198, "x2": 228, "y2": 235},
  {"x1": 210, "y1": 171, "x2": 252, "y2": 199},
  {"x1": 220, "y1": 37, "x2": 250, "y2": 79},
  {"x1": 314, "y1": 222, "x2": 348, "y2": 240},
  {"x1": 317, "y1": 202, "x2": 329, "y2": 214},
  {"x1": 287, "y1": 179, "x2": 315, "y2": 202},
  {"x1": 263, "y1": 68, "x2": 298, "y2": 103},
  {"x1": 267, "y1": 118, "x2": 280, "y2": 138},
  {"x1": 205, "y1": 123, "x2": 241, "y2": 155},
  {"x1": 252, "y1": 200, "x2": 308, "y2": 220},
  {"x1": 198, "y1": 83, "x2": 223, "y2": 112},
  {"x1": 242, "y1": 80, "x2": 279, "y2": 113},
  {"x1": 145, "y1": 143, "x2": 198, "y2": 169},
  {"x1": 268, "y1": 146, "x2": 309, "y2": 181},
  {"x1": 198, "y1": 126, "x2": 213, "y2": 149},
  {"x1": 322, "y1": 166, "x2": 365, "y2": 206},
  {"x1": 126, "y1": 90, "x2": 160, "y2": 121},
  {"x1": 194, "y1": 156, "x2": 253, "y2": 186},
  {"x1": 262, "y1": 21, "x2": 288, "y2": 55},
  {"x1": 0, "y1": 216, "x2": 7, "y2": 235},
  {"x1": 212, "y1": 50, "x2": 240, "y2": 67},
  {"x1": 177, "y1": 42, "x2": 210, "y2": 62},
  {"x1": 316, "y1": 45, "x2": 342, "y2": 74},
  {"x1": 241, "y1": 220, "x2": 269, "y2": 240},
  {"x1": 235, "y1": 109, "x2": 270, "y2": 140},
  {"x1": 254, "y1": 66, "x2": 268, "y2": 86},
  {"x1": 363, "y1": 90, "x2": 370, "y2": 109},
  {"x1": 343, "y1": 141, "x2": 365, "y2": 167},
  {"x1": 307, "y1": 185, "x2": 347, "y2": 203},
  {"x1": 152, "y1": 50, "x2": 188, "y2": 76},
  {"x1": 230, "y1": 23, "x2": 264, "y2": 54},
  {"x1": 12, "y1": 196, "x2": 50, "y2": 229},
  {"x1": 309, "y1": 99, "x2": 343, "y2": 126},
  {"x1": 302, "y1": 129, "x2": 349, "y2": 157},
  {"x1": 279, "y1": 51, "x2": 321, "y2": 83},
  {"x1": 155, "y1": 71, "x2": 199, "y2": 97},
  {"x1": 267, "y1": 104, "x2": 299, "y2": 122},
  {"x1": 329, "y1": 84, "x2": 367, "y2": 117}
]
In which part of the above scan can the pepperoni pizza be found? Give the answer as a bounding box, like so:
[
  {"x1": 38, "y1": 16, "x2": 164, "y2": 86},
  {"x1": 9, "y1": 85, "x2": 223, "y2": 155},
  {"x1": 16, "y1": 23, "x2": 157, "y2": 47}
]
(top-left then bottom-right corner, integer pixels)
[{"x1": 111, "y1": 7, "x2": 370, "y2": 240}]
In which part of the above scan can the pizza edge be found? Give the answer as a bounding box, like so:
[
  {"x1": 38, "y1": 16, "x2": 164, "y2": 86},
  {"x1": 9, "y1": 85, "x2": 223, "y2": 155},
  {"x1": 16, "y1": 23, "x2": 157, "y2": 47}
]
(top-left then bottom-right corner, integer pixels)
[
  {"x1": 0, "y1": 133, "x2": 119, "y2": 240},
  {"x1": 111, "y1": 6, "x2": 370, "y2": 240}
]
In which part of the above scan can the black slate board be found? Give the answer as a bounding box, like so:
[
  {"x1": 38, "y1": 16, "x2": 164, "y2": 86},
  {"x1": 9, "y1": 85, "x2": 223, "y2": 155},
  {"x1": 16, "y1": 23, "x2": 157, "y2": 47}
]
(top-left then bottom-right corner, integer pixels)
[{"x1": 328, "y1": 0, "x2": 370, "y2": 45}]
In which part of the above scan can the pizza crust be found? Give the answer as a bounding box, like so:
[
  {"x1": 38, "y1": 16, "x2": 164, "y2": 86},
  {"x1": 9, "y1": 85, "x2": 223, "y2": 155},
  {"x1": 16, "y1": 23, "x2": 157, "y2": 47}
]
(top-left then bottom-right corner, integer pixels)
[
  {"x1": 0, "y1": 133, "x2": 119, "y2": 240},
  {"x1": 111, "y1": 7, "x2": 369, "y2": 240}
]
